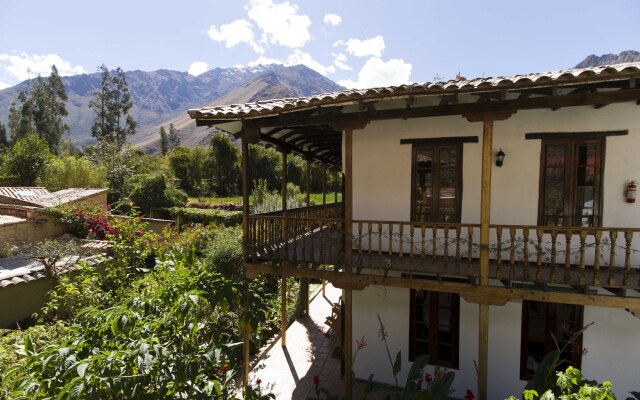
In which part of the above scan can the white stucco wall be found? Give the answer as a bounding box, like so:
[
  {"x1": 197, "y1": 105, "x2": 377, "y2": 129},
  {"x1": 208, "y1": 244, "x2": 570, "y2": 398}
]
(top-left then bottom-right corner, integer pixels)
[
  {"x1": 352, "y1": 287, "x2": 640, "y2": 399},
  {"x1": 348, "y1": 102, "x2": 640, "y2": 398},
  {"x1": 351, "y1": 102, "x2": 640, "y2": 228}
]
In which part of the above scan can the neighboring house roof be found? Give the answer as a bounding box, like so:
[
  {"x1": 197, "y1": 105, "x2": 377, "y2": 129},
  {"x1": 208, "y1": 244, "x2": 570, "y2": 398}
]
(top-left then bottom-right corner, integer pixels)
[
  {"x1": 189, "y1": 62, "x2": 640, "y2": 120},
  {"x1": 0, "y1": 187, "x2": 108, "y2": 208},
  {"x1": 0, "y1": 215, "x2": 27, "y2": 226}
]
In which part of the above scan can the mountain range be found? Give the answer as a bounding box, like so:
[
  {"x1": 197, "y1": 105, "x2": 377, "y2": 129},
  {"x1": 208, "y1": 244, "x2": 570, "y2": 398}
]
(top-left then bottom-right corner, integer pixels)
[
  {"x1": 0, "y1": 64, "x2": 344, "y2": 152},
  {"x1": 0, "y1": 51, "x2": 638, "y2": 153}
]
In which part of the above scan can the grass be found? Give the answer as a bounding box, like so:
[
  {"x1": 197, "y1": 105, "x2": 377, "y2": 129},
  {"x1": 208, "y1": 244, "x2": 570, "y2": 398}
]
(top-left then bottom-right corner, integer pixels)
[{"x1": 189, "y1": 192, "x2": 342, "y2": 206}]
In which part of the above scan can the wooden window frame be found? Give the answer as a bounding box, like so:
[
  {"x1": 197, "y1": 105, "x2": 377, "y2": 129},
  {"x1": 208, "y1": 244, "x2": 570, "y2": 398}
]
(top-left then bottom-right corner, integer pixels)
[
  {"x1": 409, "y1": 290, "x2": 460, "y2": 369},
  {"x1": 536, "y1": 136, "x2": 606, "y2": 227},
  {"x1": 519, "y1": 301, "x2": 584, "y2": 380},
  {"x1": 410, "y1": 141, "x2": 465, "y2": 223}
]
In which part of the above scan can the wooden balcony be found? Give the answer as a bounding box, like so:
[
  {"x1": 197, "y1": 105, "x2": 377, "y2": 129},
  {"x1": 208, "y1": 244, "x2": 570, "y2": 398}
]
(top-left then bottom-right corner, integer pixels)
[{"x1": 246, "y1": 212, "x2": 640, "y2": 293}]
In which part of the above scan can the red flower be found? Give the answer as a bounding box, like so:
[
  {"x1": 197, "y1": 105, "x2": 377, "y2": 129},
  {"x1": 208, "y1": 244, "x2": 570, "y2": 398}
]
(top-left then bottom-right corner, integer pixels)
[
  {"x1": 223, "y1": 364, "x2": 229, "y2": 372},
  {"x1": 464, "y1": 389, "x2": 475, "y2": 400},
  {"x1": 313, "y1": 375, "x2": 320, "y2": 389},
  {"x1": 424, "y1": 373, "x2": 432, "y2": 383},
  {"x1": 256, "y1": 378, "x2": 262, "y2": 385}
]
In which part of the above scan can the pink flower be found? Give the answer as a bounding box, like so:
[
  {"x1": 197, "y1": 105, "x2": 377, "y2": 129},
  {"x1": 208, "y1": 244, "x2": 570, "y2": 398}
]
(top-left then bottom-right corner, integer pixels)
[
  {"x1": 356, "y1": 336, "x2": 368, "y2": 350},
  {"x1": 464, "y1": 389, "x2": 475, "y2": 400},
  {"x1": 424, "y1": 373, "x2": 432, "y2": 383}
]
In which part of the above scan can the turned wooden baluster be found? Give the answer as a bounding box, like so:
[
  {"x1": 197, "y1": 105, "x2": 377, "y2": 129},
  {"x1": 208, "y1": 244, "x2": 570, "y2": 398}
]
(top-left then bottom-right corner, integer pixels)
[
  {"x1": 378, "y1": 223, "x2": 383, "y2": 257},
  {"x1": 319, "y1": 219, "x2": 325, "y2": 264},
  {"x1": 455, "y1": 226, "x2": 462, "y2": 275},
  {"x1": 421, "y1": 224, "x2": 426, "y2": 271},
  {"x1": 358, "y1": 222, "x2": 363, "y2": 263},
  {"x1": 443, "y1": 226, "x2": 450, "y2": 272},
  {"x1": 388, "y1": 223, "x2": 394, "y2": 258},
  {"x1": 467, "y1": 226, "x2": 473, "y2": 276},
  {"x1": 399, "y1": 224, "x2": 404, "y2": 258},
  {"x1": 410, "y1": 224, "x2": 415, "y2": 259},
  {"x1": 592, "y1": 230, "x2": 601, "y2": 286},
  {"x1": 579, "y1": 230, "x2": 587, "y2": 285},
  {"x1": 367, "y1": 222, "x2": 373, "y2": 267},
  {"x1": 496, "y1": 227, "x2": 503, "y2": 281},
  {"x1": 522, "y1": 228, "x2": 530, "y2": 280},
  {"x1": 550, "y1": 230, "x2": 558, "y2": 284},
  {"x1": 509, "y1": 227, "x2": 516, "y2": 282},
  {"x1": 624, "y1": 231, "x2": 633, "y2": 287},
  {"x1": 310, "y1": 219, "x2": 316, "y2": 264},
  {"x1": 536, "y1": 228, "x2": 544, "y2": 282},
  {"x1": 608, "y1": 231, "x2": 618, "y2": 286},
  {"x1": 432, "y1": 226, "x2": 438, "y2": 273},
  {"x1": 563, "y1": 231, "x2": 572, "y2": 284}
]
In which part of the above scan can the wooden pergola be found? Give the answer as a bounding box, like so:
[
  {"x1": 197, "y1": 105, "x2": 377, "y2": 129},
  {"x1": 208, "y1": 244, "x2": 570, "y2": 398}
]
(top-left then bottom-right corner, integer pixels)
[{"x1": 189, "y1": 63, "x2": 640, "y2": 400}]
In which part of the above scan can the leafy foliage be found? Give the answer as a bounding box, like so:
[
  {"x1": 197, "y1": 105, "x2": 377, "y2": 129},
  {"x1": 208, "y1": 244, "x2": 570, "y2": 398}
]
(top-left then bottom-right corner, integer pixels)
[
  {"x1": 129, "y1": 173, "x2": 187, "y2": 215},
  {"x1": 507, "y1": 367, "x2": 615, "y2": 400},
  {"x1": 204, "y1": 226, "x2": 244, "y2": 279},
  {"x1": 169, "y1": 207, "x2": 242, "y2": 227},
  {"x1": 40, "y1": 156, "x2": 107, "y2": 191},
  {"x1": 0, "y1": 134, "x2": 52, "y2": 185}
]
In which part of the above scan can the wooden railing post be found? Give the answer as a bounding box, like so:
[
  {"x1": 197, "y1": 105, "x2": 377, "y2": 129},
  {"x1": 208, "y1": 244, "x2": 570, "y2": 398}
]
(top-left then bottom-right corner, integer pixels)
[
  {"x1": 344, "y1": 128, "x2": 354, "y2": 399},
  {"x1": 240, "y1": 138, "x2": 250, "y2": 387}
]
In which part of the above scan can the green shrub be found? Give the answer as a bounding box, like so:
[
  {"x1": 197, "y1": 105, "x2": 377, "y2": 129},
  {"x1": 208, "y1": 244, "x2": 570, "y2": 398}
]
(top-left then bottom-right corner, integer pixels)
[
  {"x1": 169, "y1": 207, "x2": 242, "y2": 226},
  {"x1": 205, "y1": 227, "x2": 244, "y2": 279},
  {"x1": 129, "y1": 173, "x2": 187, "y2": 215}
]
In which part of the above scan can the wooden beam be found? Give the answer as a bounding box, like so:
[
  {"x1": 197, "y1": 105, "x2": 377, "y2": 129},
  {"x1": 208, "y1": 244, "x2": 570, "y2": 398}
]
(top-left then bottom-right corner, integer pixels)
[
  {"x1": 244, "y1": 263, "x2": 640, "y2": 309},
  {"x1": 242, "y1": 140, "x2": 251, "y2": 386},
  {"x1": 227, "y1": 88, "x2": 640, "y2": 129},
  {"x1": 344, "y1": 128, "x2": 353, "y2": 399},
  {"x1": 479, "y1": 304, "x2": 489, "y2": 400}
]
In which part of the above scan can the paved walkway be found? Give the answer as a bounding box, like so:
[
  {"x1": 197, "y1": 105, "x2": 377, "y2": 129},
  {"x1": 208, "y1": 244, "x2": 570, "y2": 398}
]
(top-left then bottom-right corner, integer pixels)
[{"x1": 250, "y1": 283, "x2": 345, "y2": 400}]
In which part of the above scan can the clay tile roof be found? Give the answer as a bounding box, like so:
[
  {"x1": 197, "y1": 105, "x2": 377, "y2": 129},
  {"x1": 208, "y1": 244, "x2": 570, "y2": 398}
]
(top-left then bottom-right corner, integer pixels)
[
  {"x1": 188, "y1": 62, "x2": 640, "y2": 120},
  {"x1": 0, "y1": 187, "x2": 108, "y2": 208}
]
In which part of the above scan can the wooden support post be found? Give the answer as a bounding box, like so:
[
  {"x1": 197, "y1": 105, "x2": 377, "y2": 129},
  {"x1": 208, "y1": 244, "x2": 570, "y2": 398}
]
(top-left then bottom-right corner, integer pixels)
[
  {"x1": 344, "y1": 129, "x2": 354, "y2": 399},
  {"x1": 322, "y1": 166, "x2": 327, "y2": 207},
  {"x1": 281, "y1": 149, "x2": 288, "y2": 346},
  {"x1": 241, "y1": 139, "x2": 250, "y2": 387},
  {"x1": 334, "y1": 169, "x2": 338, "y2": 203},
  {"x1": 281, "y1": 274, "x2": 287, "y2": 347},
  {"x1": 305, "y1": 157, "x2": 312, "y2": 315},
  {"x1": 281, "y1": 150, "x2": 288, "y2": 212},
  {"x1": 478, "y1": 119, "x2": 493, "y2": 400}
]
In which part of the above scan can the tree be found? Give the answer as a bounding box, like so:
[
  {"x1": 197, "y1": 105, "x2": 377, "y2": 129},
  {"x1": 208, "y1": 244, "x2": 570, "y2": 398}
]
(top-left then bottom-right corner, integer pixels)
[
  {"x1": 5, "y1": 66, "x2": 69, "y2": 153},
  {"x1": 159, "y1": 126, "x2": 169, "y2": 155},
  {"x1": 129, "y1": 173, "x2": 187, "y2": 215},
  {"x1": 30, "y1": 65, "x2": 69, "y2": 153},
  {"x1": 207, "y1": 133, "x2": 240, "y2": 196},
  {"x1": 0, "y1": 134, "x2": 52, "y2": 186},
  {"x1": 168, "y1": 123, "x2": 180, "y2": 149},
  {"x1": 0, "y1": 121, "x2": 7, "y2": 147},
  {"x1": 89, "y1": 65, "x2": 136, "y2": 148},
  {"x1": 7, "y1": 101, "x2": 23, "y2": 144}
]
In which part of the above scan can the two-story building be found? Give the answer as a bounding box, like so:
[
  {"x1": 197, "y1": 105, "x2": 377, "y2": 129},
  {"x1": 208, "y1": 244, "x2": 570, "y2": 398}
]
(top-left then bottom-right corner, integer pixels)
[{"x1": 189, "y1": 62, "x2": 640, "y2": 399}]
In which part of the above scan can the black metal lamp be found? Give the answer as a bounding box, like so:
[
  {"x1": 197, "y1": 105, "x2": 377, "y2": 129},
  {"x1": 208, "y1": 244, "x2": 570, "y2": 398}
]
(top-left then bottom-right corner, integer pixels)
[{"x1": 496, "y1": 148, "x2": 506, "y2": 167}]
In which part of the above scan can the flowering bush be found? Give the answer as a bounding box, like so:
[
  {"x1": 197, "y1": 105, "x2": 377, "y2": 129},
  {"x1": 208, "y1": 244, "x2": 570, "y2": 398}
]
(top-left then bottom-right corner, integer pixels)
[{"x1": 48, "y1": 203, "x2": 117, "y2": 240}]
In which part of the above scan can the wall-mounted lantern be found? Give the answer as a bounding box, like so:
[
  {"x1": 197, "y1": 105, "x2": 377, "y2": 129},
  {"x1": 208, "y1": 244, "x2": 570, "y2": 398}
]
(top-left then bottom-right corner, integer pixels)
[{"x1": 495, "y1": 148, "x2": 506, "y2": 167}]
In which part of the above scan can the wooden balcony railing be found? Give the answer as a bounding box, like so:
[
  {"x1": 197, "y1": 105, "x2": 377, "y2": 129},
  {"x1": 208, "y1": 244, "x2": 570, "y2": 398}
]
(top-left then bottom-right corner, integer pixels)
[{"x1": 245, "y1": 215, "x2": 640, "y2": 289}]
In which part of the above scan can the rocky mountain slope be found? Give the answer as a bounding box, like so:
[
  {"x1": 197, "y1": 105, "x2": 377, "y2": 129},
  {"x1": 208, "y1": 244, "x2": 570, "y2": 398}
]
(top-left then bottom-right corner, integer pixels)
[
  {"x1": 0, "y1": 64, "x2": 343, "y2": 151},
  {"x1": 575, "y1": 50, "x2": 640, "y2": 68}
]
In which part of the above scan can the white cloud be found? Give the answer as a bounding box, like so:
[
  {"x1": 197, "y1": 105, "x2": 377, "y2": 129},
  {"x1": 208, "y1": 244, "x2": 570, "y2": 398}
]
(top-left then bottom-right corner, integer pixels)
[
  {"x1": 332, "y1": 53, "x2": 351, "y2": 71},
  {"x1": 247, "y1": 0, "x2": 311, "y2": 48},
  {"x1": 207, "y1": 19, "x2": 264, "y2": 54},
  {"x1": 338, "y1": 57, "x2": 412, "y2": 89},
  {"x1": 247, "y1": 50, "x2": 335, "y2": 76},
  {"x1": 188, "y1": 61, "x2": 208, "y2": 76},
  {"x1": 323, "y1": 14, "x2": 341, "y2": 26},
  {"x1": 0, "y1": 52, "x2": 85, "y2": 85},
  {"x1": 334, "y1": 36, "x2": 385, "y2": 58},
  {"x1": 0, "y1": 82, "x2": 10, "y2": 90},
  {"x1": 247, "y1": 56, "x2": 284, "y2": 67}
]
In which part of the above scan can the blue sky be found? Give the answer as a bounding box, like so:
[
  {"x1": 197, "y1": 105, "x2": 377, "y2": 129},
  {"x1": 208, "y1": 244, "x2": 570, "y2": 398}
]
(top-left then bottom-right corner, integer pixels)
[{"x1": 0, "y1": 0, "x2": 638, "y2": 90}]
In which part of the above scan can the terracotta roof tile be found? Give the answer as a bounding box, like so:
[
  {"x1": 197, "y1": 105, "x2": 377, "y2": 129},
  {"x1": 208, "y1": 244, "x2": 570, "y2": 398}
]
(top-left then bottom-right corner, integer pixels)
[{"x1": 189, "y1": 62, "x2": 640, "y2": 120}]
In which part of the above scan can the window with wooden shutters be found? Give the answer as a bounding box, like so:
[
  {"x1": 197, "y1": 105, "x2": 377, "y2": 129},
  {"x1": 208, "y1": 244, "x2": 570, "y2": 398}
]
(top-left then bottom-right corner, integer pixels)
[
  {"x1": 409, "y1": 290, "x2": 460, "y2": 368},
  {"x1": 411, "y1": 143, "x2": 462, "y2": 223},
  {"x1": 539, "y1": 138, "x2": 604, "y2": 227},
  {"x1": 520, "y1": 301, "x2": 584, "y2": 379}
]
